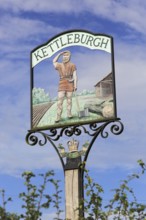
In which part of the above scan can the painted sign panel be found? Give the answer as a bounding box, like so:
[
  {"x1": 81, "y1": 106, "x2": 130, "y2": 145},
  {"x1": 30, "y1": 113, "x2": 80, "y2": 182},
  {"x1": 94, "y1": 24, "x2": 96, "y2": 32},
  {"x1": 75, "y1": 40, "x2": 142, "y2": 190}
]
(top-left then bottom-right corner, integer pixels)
[{"x1": 30, "y1": 30, "x2": 117, "y2": 130}]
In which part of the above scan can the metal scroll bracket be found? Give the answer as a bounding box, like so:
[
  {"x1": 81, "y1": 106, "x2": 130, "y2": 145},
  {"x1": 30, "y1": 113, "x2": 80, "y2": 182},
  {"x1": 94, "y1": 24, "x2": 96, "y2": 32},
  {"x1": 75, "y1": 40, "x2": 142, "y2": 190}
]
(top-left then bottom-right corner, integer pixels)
[{"x1": 26, "y1": 118, "x2": 124, "y2": 171}]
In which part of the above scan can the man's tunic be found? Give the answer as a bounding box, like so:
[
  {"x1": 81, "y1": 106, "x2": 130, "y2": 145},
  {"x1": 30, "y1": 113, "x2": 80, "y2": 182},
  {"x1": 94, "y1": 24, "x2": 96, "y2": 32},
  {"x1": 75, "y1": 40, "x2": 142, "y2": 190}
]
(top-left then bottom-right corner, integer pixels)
[{"x1": 55, "y1": 62, "x2": 76, "y2": 92}]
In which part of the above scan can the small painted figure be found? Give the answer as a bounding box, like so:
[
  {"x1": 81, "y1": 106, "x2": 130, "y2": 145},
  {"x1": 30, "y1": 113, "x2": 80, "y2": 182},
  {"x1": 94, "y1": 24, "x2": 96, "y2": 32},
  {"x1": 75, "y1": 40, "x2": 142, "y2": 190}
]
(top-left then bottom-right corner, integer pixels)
[{"x1": 53, "y1": 51, "x2": 77, "y2": 123}]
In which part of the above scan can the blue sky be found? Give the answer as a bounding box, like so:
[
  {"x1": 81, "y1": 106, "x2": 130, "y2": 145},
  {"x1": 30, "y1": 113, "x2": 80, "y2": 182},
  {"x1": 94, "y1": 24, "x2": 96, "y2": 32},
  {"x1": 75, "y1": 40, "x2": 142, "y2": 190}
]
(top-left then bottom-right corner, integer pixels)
[{"x1": 0, "y1": 0, "x2": 146, "y2": 219}]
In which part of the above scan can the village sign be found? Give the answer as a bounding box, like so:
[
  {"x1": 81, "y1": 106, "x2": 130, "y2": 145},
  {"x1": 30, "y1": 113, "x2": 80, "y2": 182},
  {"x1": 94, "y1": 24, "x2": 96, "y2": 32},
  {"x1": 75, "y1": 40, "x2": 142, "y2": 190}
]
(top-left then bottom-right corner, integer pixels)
[
  {"x1": 26, "y1": 30, "x2": 123, "y2": 220},
  {"x1": 30, "y1": 30, "x2": 117, "y2": 131}
]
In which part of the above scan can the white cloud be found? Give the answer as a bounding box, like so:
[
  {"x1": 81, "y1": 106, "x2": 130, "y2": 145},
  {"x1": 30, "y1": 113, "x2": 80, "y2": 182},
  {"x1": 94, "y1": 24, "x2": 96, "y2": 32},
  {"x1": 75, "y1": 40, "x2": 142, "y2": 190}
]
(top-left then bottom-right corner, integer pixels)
[
  {"x1": 85, "y1": 0, "x2": 146, "y2": 35},
  {"x1": 87, "y1": 136, "x2": 146, "y2": 170},
  {"x1": 0, "y1": 0, "x2": 81, "y2": 13},
  {"x1": 1, "y1": 0, "x2": 146, "y2": 35},
  {"x1": 114, "y1": 41, "x2": 146, "y2": 112},
  {"x1": 0, "y1": 131, "x2": 63, "y2": 175},
  {"x1": 0, "y1": 16, "x2": 59, "y2": 43}
]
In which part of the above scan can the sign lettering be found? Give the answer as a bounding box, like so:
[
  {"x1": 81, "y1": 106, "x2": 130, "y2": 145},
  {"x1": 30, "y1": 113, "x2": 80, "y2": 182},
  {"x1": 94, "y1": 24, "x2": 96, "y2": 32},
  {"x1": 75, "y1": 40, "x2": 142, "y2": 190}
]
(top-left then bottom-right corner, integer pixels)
[{"x1": 32, "y1": 31, "x2": 111, "y2": 67}]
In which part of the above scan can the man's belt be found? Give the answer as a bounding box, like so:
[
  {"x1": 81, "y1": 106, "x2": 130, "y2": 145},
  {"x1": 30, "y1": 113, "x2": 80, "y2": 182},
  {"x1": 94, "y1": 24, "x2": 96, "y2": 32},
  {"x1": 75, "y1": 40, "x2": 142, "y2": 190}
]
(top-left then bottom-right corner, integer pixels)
[{"x1": 60, "y1": 76, "x2": 73, "y2": 81}]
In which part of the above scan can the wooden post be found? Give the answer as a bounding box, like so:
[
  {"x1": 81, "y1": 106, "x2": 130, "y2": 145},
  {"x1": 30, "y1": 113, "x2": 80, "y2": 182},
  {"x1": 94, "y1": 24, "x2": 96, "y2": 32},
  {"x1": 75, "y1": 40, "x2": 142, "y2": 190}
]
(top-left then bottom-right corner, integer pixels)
[
  {"x1": 65, "y1": 169, "x2": 80, "y2": 219},
  {"x1": 65, "y1": 156, "x2": 84, "y2": 220}
]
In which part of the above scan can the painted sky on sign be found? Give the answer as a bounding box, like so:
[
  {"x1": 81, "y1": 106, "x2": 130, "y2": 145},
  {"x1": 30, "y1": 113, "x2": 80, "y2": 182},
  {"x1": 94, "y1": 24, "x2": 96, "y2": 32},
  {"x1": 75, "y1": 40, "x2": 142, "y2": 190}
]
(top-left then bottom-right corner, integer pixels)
[{"x1": 0, "y1": 0, "x2": 146, "y2": 219}]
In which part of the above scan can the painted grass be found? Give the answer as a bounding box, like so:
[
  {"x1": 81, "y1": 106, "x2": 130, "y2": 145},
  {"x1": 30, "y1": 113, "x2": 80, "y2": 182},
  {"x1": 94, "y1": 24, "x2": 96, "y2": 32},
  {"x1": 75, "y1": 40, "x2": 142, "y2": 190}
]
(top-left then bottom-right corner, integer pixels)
[{"x1": 37, "y1": 94, "x2": 108, "y2": 129}]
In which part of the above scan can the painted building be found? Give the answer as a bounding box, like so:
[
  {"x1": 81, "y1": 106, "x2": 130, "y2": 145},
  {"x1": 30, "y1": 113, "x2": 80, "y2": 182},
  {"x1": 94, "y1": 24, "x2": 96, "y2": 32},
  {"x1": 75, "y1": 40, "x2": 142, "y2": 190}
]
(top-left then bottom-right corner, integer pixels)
[{"x1": 94, "y1": 72, "x2": 113, "y2": 97}]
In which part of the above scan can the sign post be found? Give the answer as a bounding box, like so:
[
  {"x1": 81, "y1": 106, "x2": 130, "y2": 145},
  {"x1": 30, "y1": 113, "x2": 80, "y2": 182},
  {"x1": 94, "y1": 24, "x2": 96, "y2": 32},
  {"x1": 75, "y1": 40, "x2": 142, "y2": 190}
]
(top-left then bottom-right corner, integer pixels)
[
  {"x1": 65, "y1": 140, "x2": 83, "y2": 220},
  {"x1": 26, "y1": 30, "x2": 124, "y2": 219}
]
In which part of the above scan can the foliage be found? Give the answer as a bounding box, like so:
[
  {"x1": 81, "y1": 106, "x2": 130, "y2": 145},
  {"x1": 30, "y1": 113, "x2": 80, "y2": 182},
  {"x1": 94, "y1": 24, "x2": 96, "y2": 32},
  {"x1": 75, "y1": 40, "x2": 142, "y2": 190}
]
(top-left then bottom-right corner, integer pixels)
[
  {"x1": 32, "y1": 87, "x2": 51, "y2": 105},
  {"x1": 50, "y1": 179, "x2": 63, "y2": 220},
  {"x1": 81, "y1": 168, "x2": 106, "y2": 220},
  {"x1": 74, "y1": 90, "x2": 95, "y2": 96},
  {"x1": 0, "y1": 160, "x2": 146, "y2": 220},
  {"x1": 19, "y1": 171, "x2": 52, "y2": 219},
  {"x1": 105, "y1": 159, "x2": 146, "y2": 220},
  {"x1": 0, "y1": 170, "x2": 62, "y2": 220},
  {"x1": 0, "y1": 189, "x2": 20, "y2": 220},
  {"x1": 19, "y1": 170, "x2": 63, "y2": 220},
  {"x1": 79, "y1": 160, "x2": 146, "y2": 220}
]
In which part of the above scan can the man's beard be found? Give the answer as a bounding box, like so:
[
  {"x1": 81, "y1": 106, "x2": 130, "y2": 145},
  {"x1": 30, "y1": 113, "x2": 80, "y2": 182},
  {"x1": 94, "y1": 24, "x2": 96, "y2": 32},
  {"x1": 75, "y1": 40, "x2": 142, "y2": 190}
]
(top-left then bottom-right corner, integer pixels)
[{"x1": 63, "y1": 55, "x2": 71, "y2": 63}]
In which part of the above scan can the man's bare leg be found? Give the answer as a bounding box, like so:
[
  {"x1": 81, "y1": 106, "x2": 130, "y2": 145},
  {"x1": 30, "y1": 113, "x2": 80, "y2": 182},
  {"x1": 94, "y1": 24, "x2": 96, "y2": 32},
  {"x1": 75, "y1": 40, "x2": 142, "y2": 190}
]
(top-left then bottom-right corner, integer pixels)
[{"x1": 55, "y1": 91, "x2": 65, "y2": 123}]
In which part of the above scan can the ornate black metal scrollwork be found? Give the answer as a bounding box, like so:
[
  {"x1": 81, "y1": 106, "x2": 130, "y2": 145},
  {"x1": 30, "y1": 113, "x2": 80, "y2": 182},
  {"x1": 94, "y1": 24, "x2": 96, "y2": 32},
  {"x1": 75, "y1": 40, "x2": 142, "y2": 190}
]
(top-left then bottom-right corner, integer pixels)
[
  {"x1": 110, "y1": 120, "x2": 124, "y2": 135},
  {"x1": 26, "y1": 118, "x2": 123, "y2": 146},
  {"x1": 26, "y1": 131, "x2": 47, "y2": 146},
  {"x1": 83, "y1": 118, "x2": 124, "y2": 163},
  {"x1": 26, "y1": 118, "x2": 124, "y2": 170}
]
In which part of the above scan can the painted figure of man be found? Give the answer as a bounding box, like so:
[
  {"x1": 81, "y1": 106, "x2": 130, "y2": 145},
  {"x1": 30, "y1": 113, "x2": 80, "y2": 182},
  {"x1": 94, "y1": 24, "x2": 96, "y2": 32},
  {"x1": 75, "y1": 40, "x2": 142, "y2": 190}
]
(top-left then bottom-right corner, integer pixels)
[{"x1": 53, "y1": 51, "x2": 77, "y2": 123}]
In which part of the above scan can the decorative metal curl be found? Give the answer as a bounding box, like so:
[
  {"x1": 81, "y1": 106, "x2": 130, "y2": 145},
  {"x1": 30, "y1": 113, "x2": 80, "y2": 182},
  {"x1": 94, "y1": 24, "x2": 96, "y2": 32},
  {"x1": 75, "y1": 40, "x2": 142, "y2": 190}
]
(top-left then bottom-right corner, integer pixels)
[
  {"x1": 26, "y1": 131, "x2": 47, "y2": 146},
  {"x1": 83, "y1": 118, "x2": 124, "y2": 163},
  {"x1": 110, "y1": 121, "x2": 124, "y2": 135},
  {"x1": 26, "y1": 118, "x2": 123, "y2": 145},
  {"x1": 87, "y1": 118, "x2": 124, "y2": 138},
  {"x1": 63, "y1": 126, "x2": 83, "y2": 137},
  {"x1": 49, "y1": 128, "x2": 58, "y2": 137},
  {"x1": 26, "y1": 118, "x2": 124, "y2": 171}
]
